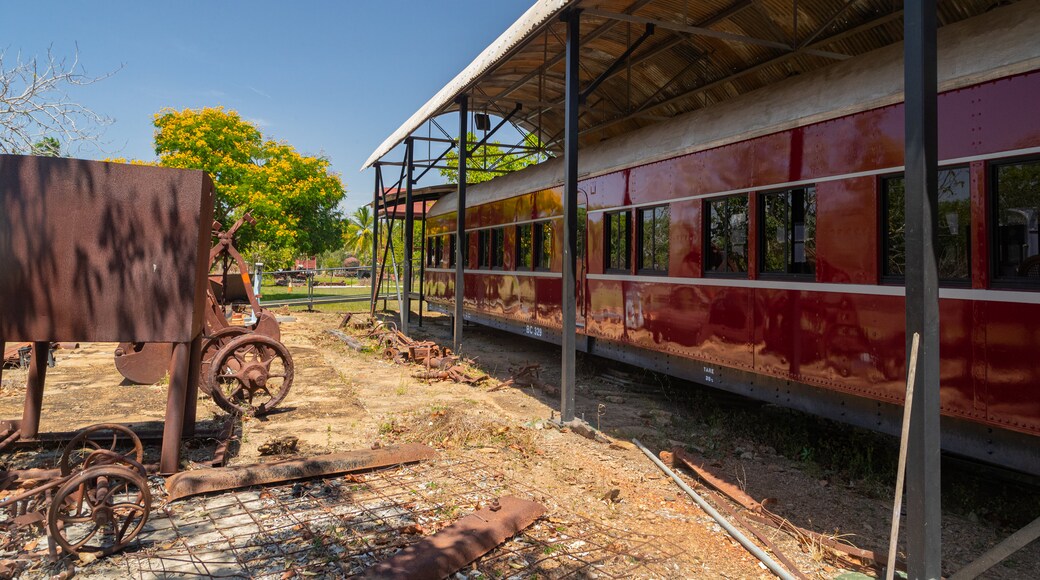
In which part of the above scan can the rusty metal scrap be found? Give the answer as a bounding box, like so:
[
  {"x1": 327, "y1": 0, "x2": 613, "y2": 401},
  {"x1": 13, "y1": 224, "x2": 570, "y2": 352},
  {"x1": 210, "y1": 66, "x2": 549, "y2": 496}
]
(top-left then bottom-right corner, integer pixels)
[
  {"x1": 358, "y1": 320, "x2": 488, "y2": 384},
  {"x1": 362, "y1": 495, "x2": 545, "y2": 580},
  {"x1": 0, "y1": 423, "x2": 154, "y2": 558},
  {"x1": 165, "y1": 443, "x2": 438, "y2": 501},
  {"x1": 666, "y1": 446, "x2": 894, "y2": 571}
]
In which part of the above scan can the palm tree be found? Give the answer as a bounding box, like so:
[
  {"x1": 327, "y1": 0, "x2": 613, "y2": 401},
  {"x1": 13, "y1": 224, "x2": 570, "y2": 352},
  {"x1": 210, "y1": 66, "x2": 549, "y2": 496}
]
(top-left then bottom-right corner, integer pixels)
[{"x1": 343, "y1": 206, "x2": 374, "y2": 264}]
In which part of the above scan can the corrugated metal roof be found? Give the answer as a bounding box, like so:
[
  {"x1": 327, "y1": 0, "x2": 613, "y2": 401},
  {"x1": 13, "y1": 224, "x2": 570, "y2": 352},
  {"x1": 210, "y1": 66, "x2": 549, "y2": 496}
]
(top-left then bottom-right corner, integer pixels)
[
  {"x1": 363, "y1": 0, "x2": 1015, "y2": 171},
  {"x1": 428, "y1": 0, "x2": 1040, "y2": 217}
]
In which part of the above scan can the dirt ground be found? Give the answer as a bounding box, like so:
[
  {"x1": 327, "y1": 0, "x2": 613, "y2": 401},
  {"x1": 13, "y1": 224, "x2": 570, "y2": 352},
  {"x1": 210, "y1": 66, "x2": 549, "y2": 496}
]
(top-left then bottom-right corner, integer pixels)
[{"x1": 0, "y1": 310, "x2": 1036, "y2": 579}]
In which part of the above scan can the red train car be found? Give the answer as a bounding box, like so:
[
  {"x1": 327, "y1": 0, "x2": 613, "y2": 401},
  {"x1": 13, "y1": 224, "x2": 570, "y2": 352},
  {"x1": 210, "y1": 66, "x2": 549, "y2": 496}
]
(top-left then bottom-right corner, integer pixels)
[{"x1": 422, "y1": 4, "x2": 1040, "y2": 474}]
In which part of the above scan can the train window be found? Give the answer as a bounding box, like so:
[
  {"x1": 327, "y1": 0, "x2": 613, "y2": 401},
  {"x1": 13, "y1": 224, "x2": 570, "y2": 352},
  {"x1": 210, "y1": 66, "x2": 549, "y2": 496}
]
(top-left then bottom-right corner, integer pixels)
[
  {"x1": 638, "y1": 205, "x2": 669, "y2": 273},
  {"x1": 491, "y1": 228, "x2": 505, "y2": 269},
  {"x1": 993, "y1": 159, "x2": 1040, "y2": 286},
  {"x1": 451, "y1": 233, "x2": 459, "y2": 268},
  {"x1": 760, "y1": 187, "x2": 816, "y2": 276},
  {"x1": 477, "y1": 229, "x2": 491, "y2": 268},
  {"x1": 428, "y1": 236, "x2": 442, "y2": 267},
  {"x1": 516, "y1": 224, "x2": 533, "y2": 269},
  {"x1": 705, "y1": 195, "x2": 749, "y2": 274},
  {"x1": 534, "y1": 221, "x2": 553, "y2": 270},
  {"x1": 883, "y1": 167, "x2": 970, "y2": 281},
  {"x1": 605, "y1": 211, "x2": 631, "y2": 271}
]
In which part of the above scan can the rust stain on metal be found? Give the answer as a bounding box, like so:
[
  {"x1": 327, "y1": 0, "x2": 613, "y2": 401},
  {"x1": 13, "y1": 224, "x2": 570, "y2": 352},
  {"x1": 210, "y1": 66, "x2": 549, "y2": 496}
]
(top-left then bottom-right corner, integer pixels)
[
  {"x1": 362, "y1": 495, "x2": 545, "y2": 580},
  {"x1": 164, "y1": 443, "x2": 438, "y2": 501},
  {"x1": 0, "y1": 155, "x2": 214, "y2": 343}
]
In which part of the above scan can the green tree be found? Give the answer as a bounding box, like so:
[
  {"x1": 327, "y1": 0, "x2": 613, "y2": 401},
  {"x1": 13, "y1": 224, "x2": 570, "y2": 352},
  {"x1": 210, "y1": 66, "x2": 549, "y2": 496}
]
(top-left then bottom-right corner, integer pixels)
[
  {"x1": 439, "y1": 132, "x2": 542, "y2": 184},
  {"x1": 152, "y1": 107, "x2": 345, "y2": 268},
  {"x1": 343, "y1": 206, "x2": 375, "y2": 264},
  {"x1": 31, "y1": 137, "x2": 61, "y2": 156}
]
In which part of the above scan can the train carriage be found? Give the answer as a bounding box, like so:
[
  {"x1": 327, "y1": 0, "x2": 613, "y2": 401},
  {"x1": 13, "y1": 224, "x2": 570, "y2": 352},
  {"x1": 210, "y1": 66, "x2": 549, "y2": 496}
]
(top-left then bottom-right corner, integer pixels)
[{"x1": 421, "y1": 2, "x2": 1040, "y2": 475}]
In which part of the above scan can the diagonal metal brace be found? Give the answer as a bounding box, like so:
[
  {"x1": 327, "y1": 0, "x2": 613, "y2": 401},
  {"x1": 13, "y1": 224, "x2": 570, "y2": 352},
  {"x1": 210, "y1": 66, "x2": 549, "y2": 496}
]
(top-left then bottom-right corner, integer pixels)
[
  {"x1": 580, "y1": 23, "x2": 655, "y2": 103},
  {"x1": 467, "y1": 102, "x2": 523, "y2": 155},
  {"x1": 950, "y1": 514, "x2": 1040, "y2": 579}
]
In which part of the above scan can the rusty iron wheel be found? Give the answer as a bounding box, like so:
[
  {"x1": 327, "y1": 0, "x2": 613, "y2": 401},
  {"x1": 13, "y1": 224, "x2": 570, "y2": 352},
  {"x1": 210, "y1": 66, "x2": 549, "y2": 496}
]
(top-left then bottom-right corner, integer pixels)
[
  {"x1": 199, "y1": 326, "x2": 251, "y2": 395},
  {"x1": 207, "y1": 335, "x2": 294, "y2": 416},
  {"x1": 59, "y1": 424, "x2": 144, "y2": 477},
  {"x1": 48, "y1": 465, "x2": 151, "y2": 556}
]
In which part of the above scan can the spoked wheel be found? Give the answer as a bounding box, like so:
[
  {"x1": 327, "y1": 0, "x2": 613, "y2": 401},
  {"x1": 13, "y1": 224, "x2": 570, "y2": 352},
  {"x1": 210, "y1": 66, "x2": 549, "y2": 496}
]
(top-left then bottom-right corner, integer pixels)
[
  {"x1": 48, "y1": 465, "x2": 152, "y2": 556},
  {"x1": 207, "y1": 335, "x2": 294, "y2": 416},
  {"x1": 60, "y1": 424, "x2": 144, "y2": 477},
  {"x1": 199, "y1": 327, "x2": 250, "y2": 395}
]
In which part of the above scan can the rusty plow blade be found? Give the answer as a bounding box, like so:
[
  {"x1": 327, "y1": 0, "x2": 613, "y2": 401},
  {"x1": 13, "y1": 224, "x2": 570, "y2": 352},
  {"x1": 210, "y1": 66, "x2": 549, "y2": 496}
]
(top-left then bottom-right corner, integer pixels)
[
  {"x1": 363, "y1": 495, "x2": 545, "y2": 580},
  {"x1": 164, "y1": 443, "x2": 437, "y2": 501}
]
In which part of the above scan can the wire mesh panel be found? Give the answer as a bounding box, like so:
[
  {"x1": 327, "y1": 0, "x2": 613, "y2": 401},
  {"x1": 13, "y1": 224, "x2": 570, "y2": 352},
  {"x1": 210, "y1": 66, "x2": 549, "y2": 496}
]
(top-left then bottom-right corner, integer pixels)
[{"x1": 117, "y1": 458, "x2": 689, "y2": 579}]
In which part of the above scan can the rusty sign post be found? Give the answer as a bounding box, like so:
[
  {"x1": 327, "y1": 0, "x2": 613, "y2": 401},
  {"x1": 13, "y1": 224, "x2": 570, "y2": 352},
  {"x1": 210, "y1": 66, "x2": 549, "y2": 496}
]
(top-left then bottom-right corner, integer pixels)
[{"x1": 0, "y1": 155, "x2": 215, "y2": 475}]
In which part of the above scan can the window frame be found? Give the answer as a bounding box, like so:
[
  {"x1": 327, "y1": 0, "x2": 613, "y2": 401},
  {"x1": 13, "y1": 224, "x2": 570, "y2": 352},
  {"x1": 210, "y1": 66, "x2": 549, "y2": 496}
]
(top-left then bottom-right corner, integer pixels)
[
  {"x1": 758, "y1": 186, "x2": 816, "y2": 279},
  {"x1": 637, "y1": 204, "x2": 669, "y2": 274},
  {"x1": 516, "y1": 223, "x2": 533, "y2": 270},
  {"x1": 604, "y1": 210, "x2": 632, "y2": 273},
  {"x1": 490, "y1": 227, "x2": 505, "y2": 270},
  {"x1": 990, "y1": 155, "x2": 1040, "y2": 290},
  {"x1": 448, "y1": 233, "x2": 457, "y2": 268},
  {"x1": 703, "y1": 194, "x2": 750, "y2": 277},
  {"x1": 880, "y1": 166, "x2": 972, "y2": 286},
  {"x1": 533, "y1": 220, "x2": 554, "y2": 271}
]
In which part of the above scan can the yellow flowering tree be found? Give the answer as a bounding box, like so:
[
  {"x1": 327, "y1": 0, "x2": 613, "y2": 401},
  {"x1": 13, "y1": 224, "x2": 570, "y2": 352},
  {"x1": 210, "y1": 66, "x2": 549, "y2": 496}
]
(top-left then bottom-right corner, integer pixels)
[{"x1": 152, "y1": 107, "x2": 345, "y2": 268}]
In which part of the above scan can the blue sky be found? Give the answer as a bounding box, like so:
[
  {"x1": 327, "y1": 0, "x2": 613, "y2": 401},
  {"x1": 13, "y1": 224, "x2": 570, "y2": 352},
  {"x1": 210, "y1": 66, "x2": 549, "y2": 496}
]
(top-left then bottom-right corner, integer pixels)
[{"x1": 3, "y1": 0, "x2": 534, "y2": 210}]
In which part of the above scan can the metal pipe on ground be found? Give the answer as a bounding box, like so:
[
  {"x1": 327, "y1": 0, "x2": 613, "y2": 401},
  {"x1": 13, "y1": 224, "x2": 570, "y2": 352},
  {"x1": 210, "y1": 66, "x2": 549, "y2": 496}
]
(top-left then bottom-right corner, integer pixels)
[
  {"x1": 632, "y1": 438, "x2": 797, "y2": 580},
  {"x1": 165, "y1": 443, "x2": 438, "y2": 501},
  {"x1": 362, "y1": 495, "x2": 545, "y2": 579}
]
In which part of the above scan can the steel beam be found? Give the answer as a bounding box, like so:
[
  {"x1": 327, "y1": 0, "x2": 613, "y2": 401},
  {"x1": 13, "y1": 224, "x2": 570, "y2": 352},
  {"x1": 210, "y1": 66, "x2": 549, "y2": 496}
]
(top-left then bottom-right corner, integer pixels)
[
  {"x1": 582, "y1": 8, "x2": 847, "y2": 60},
  {"x1": 488, "y1": 0, "x2": 658, "y2": 108},
  {"x1": 160, "y1": 341, "x2": 191, "y2": 475},
  {"x1": 370, "y1": 165, "x2": 382, "y2": 315},
  {"x1": 561, "y1": 9, "x2": 580, "y2": 423},
  {"x1": 469, "y1": 103, "x2": 523, "y2": 155},
  {"x1": 581, "y1": 23, "x2": 655, "y2": 103},
  {"x1": 403, "y1": 138, "x2": 415, "y2": 334},
  {"x1": 363, "y1": 496, "x2": 545, "y2": 579},
  {"x1": 903, "y1": 1, "x2": 942, "y2": 578},
  {"x1": 20, "y1": 341, "x2": 48, "y2": 440},
  {"x1": 453, "y1": 95, "x2": 468, "y2": 353},
  {"x1": 166, "y1": 444, "x2": 438, "y2": 501},
  {"x1": 579, "y1": 9, "x2": 900, "y2": 140}
]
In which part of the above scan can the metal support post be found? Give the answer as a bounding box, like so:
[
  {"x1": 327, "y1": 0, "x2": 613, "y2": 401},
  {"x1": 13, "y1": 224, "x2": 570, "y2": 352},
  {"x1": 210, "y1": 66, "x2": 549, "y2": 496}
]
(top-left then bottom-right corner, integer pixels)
[
  {"x1": 561, "y1": 9, "x2": 581, "y2": 423},
  {"x1": 903, "y1": 2, "x2": 942, "y2": 577},
  {"x1": 403, "y1": 137, "x2": 415, "y2": 334},
  {"x1": 182, "y1": 333, "x2": 203, "y2": 437},
  {"x1": 419, "y1": 206, "x2": 427, "y2": 327},
  {"x1": 161, "y1": 342, "x2": 191, "y2": 475},
  {"x1": 453, "y1": 95, "x2": 469, "y2": 352},
  {"x1": 370, "y1": 164, "x2": 383, "y2": 315},
  {"x1": 20, "y1": 341, "x2": 49, "y2": 439},
  {"x1": 254, "y1": 262, "x2": 263, "y2": 300},
  {"x1": 307, "y1": 271, "x2": 314, "y2": 312}
]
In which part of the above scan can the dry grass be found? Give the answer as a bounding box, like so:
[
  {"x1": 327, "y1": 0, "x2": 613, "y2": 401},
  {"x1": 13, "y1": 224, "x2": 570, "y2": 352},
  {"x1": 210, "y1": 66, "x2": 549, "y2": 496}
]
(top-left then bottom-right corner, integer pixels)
[{"x1": 390, "y1": 406, "x2": 538, "y2": 454}]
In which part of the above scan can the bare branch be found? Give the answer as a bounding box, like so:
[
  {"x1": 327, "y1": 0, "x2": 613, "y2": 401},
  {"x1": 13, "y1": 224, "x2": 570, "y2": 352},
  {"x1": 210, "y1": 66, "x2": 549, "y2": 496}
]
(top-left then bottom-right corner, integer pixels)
[{"x1": 0, "y1": 45, "x2": 121, "y2": 155}]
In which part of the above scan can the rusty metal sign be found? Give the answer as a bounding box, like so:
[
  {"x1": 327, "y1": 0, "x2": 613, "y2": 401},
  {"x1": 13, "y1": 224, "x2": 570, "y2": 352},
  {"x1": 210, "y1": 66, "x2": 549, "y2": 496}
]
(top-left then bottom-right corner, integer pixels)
[
  {"x1": 362, "y1": 495, "x2": 545, "y2": 579},
  {"x1": 0, "y1": 155, "x2": 214, "y2": 343},
  {"x1": 165, "y1": 443, "x2": 438, "y2": 501}
]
